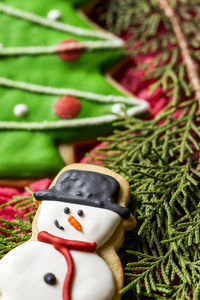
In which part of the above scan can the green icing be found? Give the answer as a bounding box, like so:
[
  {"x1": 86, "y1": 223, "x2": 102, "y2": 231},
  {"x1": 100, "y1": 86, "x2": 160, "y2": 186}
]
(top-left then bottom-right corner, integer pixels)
[
  {"x1": 0, "y1": 0, "x2": 140, "y2": 178},
  {"x1": 0, "y1": 131, "x2": 65, "y2": 178}
]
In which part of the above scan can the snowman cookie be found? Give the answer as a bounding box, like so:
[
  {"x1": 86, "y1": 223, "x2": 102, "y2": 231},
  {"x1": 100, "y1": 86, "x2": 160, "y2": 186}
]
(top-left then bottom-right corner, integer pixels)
[{"x1": 0, "y1": 164, "x2": 136, "y2": 300}]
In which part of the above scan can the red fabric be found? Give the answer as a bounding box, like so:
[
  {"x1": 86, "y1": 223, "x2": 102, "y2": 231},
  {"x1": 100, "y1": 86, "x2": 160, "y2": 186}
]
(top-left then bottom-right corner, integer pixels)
[
  {"x1": 115, "y1": 56, "x2": 170, "y2": 118},
  {"x1": 81, "y1": 54, "x2": 168, "y2": 164},
  {"x1": 0, "y1": 178, "x2": 51, "y2": 221}
]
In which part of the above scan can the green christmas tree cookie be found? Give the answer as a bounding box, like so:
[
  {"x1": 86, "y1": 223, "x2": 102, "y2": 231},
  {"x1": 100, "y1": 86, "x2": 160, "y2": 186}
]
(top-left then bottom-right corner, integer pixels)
[{"x1": 0, "y1": 0, "x2": 148, "y2": 179}]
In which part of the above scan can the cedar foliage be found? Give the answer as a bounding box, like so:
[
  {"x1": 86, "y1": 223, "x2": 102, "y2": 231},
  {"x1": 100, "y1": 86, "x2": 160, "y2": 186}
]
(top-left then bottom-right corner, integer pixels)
[
  {"x1": 89, "y1": 0, "x2": 200, "y2": 298},
  {"x1": 90, "y1": 107, "x2": 200, "y2": 299},
  {"x1": 0, "y1": 188, "x2": 35, "y2": 259}
]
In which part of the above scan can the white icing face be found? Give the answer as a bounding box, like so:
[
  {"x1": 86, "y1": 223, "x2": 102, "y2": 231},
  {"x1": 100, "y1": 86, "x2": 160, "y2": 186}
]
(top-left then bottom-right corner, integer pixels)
[
  {"x1": 37, "y1": 201, "x2": 121, "y2": 248},
  {"x1": 47, "y1": 9, "x2": 62, "y2": 21},
  {"x1": 13, "y1": 103, "x2": 28, "y2": 117},
  {"x1": 111, "y1": 103, "x2": 126, "y2": 116}
]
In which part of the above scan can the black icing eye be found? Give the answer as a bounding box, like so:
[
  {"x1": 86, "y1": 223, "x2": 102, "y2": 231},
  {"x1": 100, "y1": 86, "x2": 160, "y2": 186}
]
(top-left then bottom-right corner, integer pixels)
[
  {"x1": 77, "y1": 209, "x2": 83, "y2": 217},
  {"x1": 64, "y1": 207, "x2": 70, "y2": 214},
  {"x1": 44, "y1": 273, "x2": 57, "y2": 285}
]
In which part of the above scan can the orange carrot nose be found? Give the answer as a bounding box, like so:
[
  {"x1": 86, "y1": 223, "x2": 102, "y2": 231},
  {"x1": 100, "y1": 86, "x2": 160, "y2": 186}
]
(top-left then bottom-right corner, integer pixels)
[{"x1": 68, "y1": 216, "x2": 82, "y2": 231}]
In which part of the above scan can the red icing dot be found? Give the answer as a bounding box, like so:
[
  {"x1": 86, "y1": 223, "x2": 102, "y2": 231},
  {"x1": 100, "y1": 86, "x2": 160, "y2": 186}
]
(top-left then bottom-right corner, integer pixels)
[
  {"x1": 57, "y1": 39, "x2": 84, "y2": 62},
  {"x1": 54, "y1": 96, "x2": 81, "y2": 119}
]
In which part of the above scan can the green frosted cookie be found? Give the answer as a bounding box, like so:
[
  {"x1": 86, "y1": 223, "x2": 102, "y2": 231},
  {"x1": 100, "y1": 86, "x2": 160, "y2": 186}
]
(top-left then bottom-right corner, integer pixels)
[{"x1": 0, "y1": 0, "x2": 148, "y2": 178}]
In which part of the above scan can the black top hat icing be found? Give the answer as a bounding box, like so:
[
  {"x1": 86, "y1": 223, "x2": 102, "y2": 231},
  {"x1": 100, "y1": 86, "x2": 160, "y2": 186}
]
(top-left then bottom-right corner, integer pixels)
[{"x1": 34, "y1": 169, "x2": 130, "y2": 219}]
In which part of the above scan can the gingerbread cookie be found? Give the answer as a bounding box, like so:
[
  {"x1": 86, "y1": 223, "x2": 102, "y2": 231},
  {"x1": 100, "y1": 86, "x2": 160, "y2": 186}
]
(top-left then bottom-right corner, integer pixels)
[
  {"x1": 0, "y1": 163, "x2": 136, "y2": 300},
  {"x1": 0, "y1": 0, "x2": 148, "y2": 180}
]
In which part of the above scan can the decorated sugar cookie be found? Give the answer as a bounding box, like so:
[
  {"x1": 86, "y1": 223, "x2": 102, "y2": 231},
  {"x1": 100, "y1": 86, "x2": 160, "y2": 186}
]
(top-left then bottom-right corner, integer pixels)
[
  {"x1": 0, "y1": 164, "x2": 136, "y2": 300},
  {"x1": 0, "y1": 0, "x2": 148, "y2": 181}
]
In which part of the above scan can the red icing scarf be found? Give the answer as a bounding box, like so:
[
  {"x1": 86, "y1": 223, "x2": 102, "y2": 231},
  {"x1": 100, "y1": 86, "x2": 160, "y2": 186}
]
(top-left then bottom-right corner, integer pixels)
[{"x1": 38, "y1": 231, "x2": 97, "y2": 300}]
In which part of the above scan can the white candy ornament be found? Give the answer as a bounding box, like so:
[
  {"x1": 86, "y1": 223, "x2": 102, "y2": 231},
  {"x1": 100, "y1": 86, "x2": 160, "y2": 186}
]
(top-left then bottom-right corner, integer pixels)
[
  {"x1": 47, "y1": 9, "x2": 62, "y2": 21},
  {"x1": 0, "y1": 164, "x2": 136, "y2": 300},
  {"x1": 13, "y1": 104, "x2": 28, "y2": 117},
  {"x1": 111, "y1": 103, "x2": 126, "y2": 116}
]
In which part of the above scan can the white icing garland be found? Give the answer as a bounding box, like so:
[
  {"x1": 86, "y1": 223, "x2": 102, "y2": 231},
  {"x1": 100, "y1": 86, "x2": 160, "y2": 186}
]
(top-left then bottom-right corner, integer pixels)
[
  {"x1": 0, "y1": 102, "x2": 149, "y2": 129},
  {"x1": 0, "y1": 77, "x2": 145, "y2": 105},
  {"x1": 0, "y1": 40, "x2": 124, "y2": 56},
  {"x1": 0, "y1": 3, "x2": 120, "y2": 42}
]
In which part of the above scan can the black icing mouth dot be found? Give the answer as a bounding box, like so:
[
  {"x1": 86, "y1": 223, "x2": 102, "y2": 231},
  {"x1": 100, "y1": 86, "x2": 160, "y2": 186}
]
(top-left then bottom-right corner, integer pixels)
[
  {"x1": 54, "y1": 219, "x2": 64, "y2": 230},
  {"x1": 44, "y1": 273, "x2": 57, "y2": 285},
  {"x1": 77, "y1": 209, "x2": 83, "y2": 216},
  {"x1": 64, "y1": 207, "x2": 70, "y2": 214}
]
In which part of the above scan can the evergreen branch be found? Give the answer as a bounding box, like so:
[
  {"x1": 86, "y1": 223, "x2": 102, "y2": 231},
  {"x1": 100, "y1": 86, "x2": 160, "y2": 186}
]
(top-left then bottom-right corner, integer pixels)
[
  {"x1": 0, "y1": 216, "x2": 32, "y2": 259},
  {"x1": 87, "y1": 92, "x2": 200, "y2": 298},
  {"x1": 158, "y1": 0, "x2": 200, "y2": 109},
  {"x1": 0, "y1": 189, "x2": 35, "y2": 259}
]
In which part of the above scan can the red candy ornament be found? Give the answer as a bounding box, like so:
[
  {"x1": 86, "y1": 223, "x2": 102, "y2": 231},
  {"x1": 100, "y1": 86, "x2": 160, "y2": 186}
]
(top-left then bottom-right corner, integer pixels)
[
  {"x1": 57, "y1": 39, "x2": 84, "y2": 62},
  {"x1": 54, "y1": 96, "x2": 81, "y2": 119}
]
